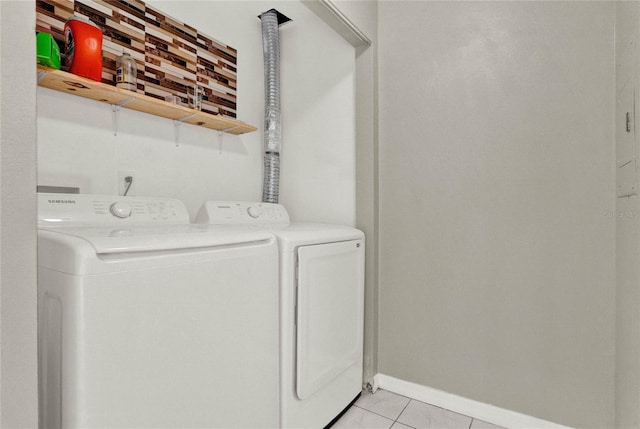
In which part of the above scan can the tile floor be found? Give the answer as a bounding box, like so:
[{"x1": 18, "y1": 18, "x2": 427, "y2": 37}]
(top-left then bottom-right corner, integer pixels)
[{"x1": 331, "y1": 389, "x2": 506, "y2": 429}]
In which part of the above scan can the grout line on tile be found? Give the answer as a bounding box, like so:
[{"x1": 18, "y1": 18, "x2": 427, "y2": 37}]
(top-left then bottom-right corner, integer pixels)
[
  {"x1": 394, "y1": 398, "x2": 413, "y2": 425},
  {"x1": 370, "y1": 389, "x2": 413, "y2": 401},
  {"x1": 352, "y1": 405, "x2": 396, "y2": 424},
  {"x1": 381, "y1": 389, "x2": 413, "y2": 402}
]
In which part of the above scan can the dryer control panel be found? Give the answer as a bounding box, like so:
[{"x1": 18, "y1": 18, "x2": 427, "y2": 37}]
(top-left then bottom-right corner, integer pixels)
[
  {"x1": 196, "y1": 201, "x2": 290, "y2": 225},
  {"x1": 38, "y1": 193, "x2": 189, "y2": 226}
]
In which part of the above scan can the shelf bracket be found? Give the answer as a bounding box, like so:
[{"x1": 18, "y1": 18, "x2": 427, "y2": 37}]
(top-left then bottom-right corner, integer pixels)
[
  {"x1": 174, "y1": 120, "x2": 181, "y2": 147},
  {"x1": 176, "y1": 113, "x2": 198, "y2": 123},
  {"x1": 220, "y1": 125, "x2": 240, "y2": 134},
  {"x1": 216, "y1": 125, "x2": 240, "y2": 153},
  {"x1": 111, "y1": 97, "x2": 135, "y2": 136},
  {"x1": 173, "y1": 113, "x2": 200, "y2": 146},
  {"x1": 217, "y1": 131, "x2": 225, "y2": 154}
]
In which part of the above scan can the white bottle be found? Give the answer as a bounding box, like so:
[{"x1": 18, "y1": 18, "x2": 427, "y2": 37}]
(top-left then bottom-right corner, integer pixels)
[{"x1": 116, "y1": 52, "x2": 137, "y2": 91}]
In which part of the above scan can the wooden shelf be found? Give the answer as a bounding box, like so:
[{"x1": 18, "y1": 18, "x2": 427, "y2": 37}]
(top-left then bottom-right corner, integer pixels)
[{"x1": 36, "y1": 65, "x2": 257, "y2": 136}]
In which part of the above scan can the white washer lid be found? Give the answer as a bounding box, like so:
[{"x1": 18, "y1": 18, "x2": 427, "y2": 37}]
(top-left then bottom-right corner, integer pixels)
[
  {"x1": 39, "y1": 224, "x2": 274, "y2": 254},
  {"x1": 38, "y1": 224, "x2": 276, "y2": 275}
]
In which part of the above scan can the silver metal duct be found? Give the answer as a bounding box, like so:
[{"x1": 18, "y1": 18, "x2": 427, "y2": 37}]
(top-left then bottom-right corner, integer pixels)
[{"x1": 260, "y1": 9, "x2": 290, "y2": 203}]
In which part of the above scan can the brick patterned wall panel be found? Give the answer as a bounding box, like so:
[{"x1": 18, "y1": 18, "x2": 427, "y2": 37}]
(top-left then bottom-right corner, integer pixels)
[
  {"x1": 36, "y1": 0, "x2": 74, "y2": 42},
  {"x1": 101, "y1": 0, "x2": 146, "y2": 89},
  {"x1": 196, "y1": 33, "x2": 237, "y2": 117},
  {"x1": 36, "y1": 0, "x2": 238, "y2": 116},
  {"x1": 143, "y1": 6, "x2": 198, "y2": 103}
]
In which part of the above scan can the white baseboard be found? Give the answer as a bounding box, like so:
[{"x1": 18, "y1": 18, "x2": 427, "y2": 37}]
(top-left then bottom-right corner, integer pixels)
[{"x1": 374, "y1": 374, "x2": 572, "y2": 429}]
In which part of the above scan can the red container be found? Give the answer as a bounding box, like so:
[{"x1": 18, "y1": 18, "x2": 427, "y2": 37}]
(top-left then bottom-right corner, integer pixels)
[{"x1": 64, "y1": 16, "x2": 103, "y2": 82}]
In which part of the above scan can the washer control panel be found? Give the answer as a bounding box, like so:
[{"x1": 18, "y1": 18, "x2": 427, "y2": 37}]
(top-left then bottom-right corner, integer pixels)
[
  {"x1": 38, "y1": 193, "x2": 189, "y2": 226},
  {"x1": 196, "y1": 201, "x2": 290, "y2": 225}
]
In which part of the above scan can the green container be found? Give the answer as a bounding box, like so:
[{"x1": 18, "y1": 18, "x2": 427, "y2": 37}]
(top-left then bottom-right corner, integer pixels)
[{"x1": 36, "y1": 32, "x2": 61, "y2": 70}]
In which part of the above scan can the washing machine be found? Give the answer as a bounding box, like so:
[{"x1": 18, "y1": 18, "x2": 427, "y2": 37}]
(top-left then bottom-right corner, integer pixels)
[
  {"x1": 196, "y1": 201, "x2": 365, "y2": 428},
  {"x1": 37, "y1": 193, "x2": 279, "y2": 428}
]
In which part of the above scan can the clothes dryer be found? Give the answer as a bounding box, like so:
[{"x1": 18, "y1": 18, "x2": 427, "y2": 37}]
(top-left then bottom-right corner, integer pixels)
[
  {"x1": 196, "y1": 201, "x2": 365, "y2": 428},
  {"x1": 38, "y1": 193, "x2": 279, "y2": 428}
]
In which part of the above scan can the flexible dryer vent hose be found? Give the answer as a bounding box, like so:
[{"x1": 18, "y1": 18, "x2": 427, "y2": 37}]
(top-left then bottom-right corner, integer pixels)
[{"x1": 260, "y1": 10, "x2": 282, "y2": 203}]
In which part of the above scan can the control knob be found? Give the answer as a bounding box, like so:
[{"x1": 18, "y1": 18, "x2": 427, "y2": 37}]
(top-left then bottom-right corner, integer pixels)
[
  {"x1": 110, "y1": 202, "x2": 132, "y2": 219},
  {"x1": 247, "y1": 206, "x2": 261, "y2": 219}
]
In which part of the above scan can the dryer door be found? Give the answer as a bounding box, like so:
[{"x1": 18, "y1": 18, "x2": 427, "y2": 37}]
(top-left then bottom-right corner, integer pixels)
[{"x1": 296, "y1": 239, "x2": 364, "y2": 400}]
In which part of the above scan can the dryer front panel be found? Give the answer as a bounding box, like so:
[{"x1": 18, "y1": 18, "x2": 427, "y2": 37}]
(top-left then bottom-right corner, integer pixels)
[{"x1": 295, "y1": 239, "x2": 364, "y2": 400}]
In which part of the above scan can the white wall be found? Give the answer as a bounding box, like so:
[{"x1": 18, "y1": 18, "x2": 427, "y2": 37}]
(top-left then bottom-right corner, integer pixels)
[
  {"x1": 329, "y1": 0, "x2": 379, "y2": 384},
  {"x1": 0, "y1": 1, "x2": 38, "y2": 427},
  {"x1": 615, "y1": 2, "x2": 640, "y2": 428},
  {"x1": 38, "y1": 0, "x2": 356, "y2": 225},
  {"x1": 377, "y1": 2, "x2": 615, "y2": 427}
]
